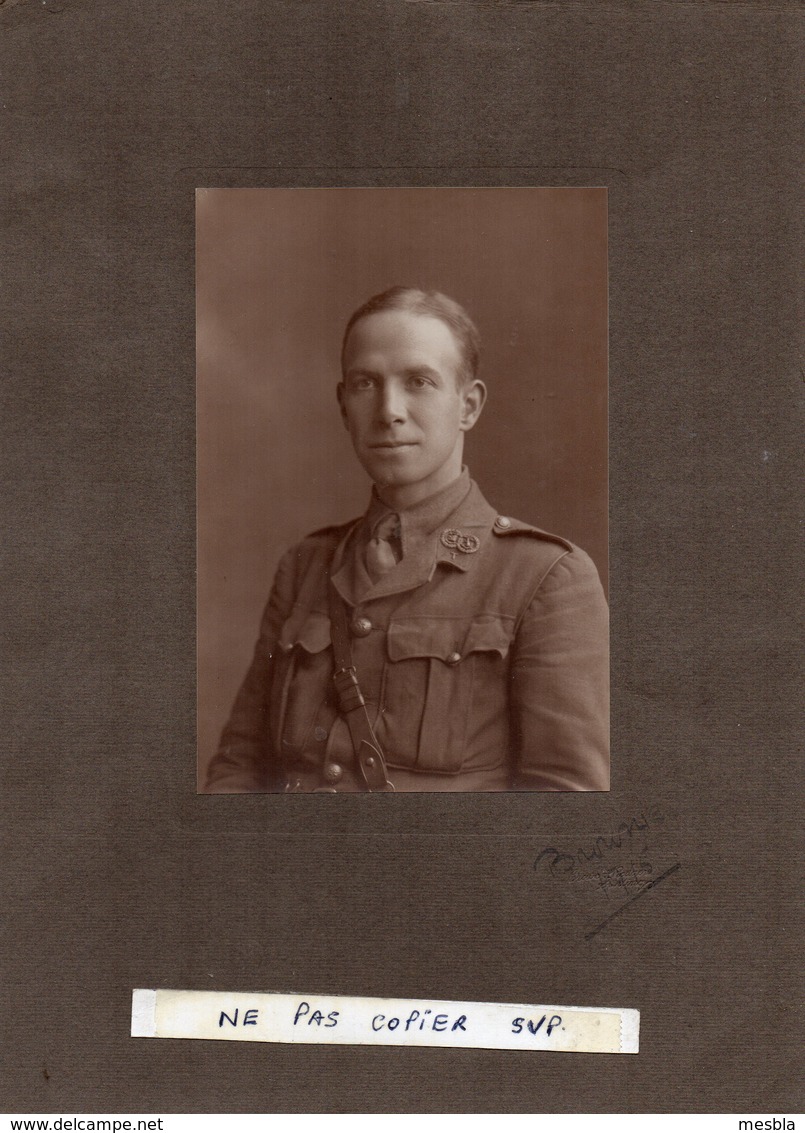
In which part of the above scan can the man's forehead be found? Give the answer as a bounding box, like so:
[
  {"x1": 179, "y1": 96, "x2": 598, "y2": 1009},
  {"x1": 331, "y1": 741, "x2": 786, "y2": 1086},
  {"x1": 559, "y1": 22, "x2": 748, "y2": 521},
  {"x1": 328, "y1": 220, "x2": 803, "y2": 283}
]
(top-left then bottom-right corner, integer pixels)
[{"x1": 344, "y1": 309, "x2": 461, "y2": 358}]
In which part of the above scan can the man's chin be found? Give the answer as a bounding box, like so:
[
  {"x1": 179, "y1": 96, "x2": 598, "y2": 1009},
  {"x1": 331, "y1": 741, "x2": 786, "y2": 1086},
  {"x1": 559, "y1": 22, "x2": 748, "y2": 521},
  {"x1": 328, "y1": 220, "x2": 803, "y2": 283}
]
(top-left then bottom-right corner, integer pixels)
[
  {"x1": 366, "y1": 468, "x2": 418, "y2": 489},
  {"x1": 360, "y1": 453, "x2": 421, "y2": 484}
]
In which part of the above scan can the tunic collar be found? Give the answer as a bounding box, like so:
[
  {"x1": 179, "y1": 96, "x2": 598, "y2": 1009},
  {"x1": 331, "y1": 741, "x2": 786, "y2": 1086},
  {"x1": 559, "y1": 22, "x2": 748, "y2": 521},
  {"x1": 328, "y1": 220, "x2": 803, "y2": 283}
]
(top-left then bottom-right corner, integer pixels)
[
  {"x1": 365, "y1": 466, "x2": 473, "y2": 555},
  {"x1": 331, "y1": 469, "x2": 498, "y2": 606}
]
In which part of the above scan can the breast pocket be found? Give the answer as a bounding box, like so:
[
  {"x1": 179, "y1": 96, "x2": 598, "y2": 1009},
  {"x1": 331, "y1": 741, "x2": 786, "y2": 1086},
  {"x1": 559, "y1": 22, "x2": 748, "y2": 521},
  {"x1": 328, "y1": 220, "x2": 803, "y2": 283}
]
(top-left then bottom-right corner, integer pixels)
[
  {"x1": 379, "y1": 615, "x2": 513, "y2": 773},
  {"x1": 272, "y1": 607, "x2": 332, "y2": 753}
]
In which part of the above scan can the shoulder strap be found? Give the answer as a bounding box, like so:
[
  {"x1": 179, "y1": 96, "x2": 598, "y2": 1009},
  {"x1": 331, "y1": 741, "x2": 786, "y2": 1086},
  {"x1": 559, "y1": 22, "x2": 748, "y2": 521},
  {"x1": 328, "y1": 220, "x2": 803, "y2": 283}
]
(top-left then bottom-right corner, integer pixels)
[
  {"x1": 492, "y1": 515, "x2": 573, "y2": 551},
  {"x1": 327, "y1": 581, "x2": 394, "y2": 792}
]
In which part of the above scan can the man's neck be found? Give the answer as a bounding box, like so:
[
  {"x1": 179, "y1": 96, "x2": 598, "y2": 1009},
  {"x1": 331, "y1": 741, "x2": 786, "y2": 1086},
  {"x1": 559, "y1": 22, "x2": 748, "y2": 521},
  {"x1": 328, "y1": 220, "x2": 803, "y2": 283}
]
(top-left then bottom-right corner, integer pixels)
[{"x1": 374, "y1": 463, "x2": 465, "y2": 512}]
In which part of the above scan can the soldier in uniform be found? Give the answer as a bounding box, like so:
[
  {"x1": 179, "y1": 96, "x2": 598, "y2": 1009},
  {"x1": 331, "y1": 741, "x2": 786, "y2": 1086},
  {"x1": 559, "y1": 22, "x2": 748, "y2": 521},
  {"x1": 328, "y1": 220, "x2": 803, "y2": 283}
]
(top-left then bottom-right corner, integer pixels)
[{"x1": 205, "y1": 286, "x2": 609, "y2": 793}]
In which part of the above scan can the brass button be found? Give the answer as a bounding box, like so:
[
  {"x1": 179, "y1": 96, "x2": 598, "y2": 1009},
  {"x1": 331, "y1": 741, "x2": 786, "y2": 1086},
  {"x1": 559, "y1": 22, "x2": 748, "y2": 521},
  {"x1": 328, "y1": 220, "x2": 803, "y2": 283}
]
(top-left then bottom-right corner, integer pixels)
[
  {"x1": 314, "y1": 727, "x2": 328, "y2": 742},
  {"x1": 323, "y1": 762, "x2": 343, "y2": 784},
  {"x1": 494, "y1": 515, "x2": 512, "y2": 530},
  {"x1": 446, "y1": 651, "x2": 462, "y2": 665},
  {"x1": 351, "y1": 616, "x2": 372, "y2": 637}
]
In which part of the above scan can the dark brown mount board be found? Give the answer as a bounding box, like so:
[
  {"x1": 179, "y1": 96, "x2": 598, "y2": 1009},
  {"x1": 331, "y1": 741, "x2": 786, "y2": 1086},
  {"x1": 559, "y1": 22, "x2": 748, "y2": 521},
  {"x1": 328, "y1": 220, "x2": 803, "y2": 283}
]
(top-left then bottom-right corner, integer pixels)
[{"x1": 1, "y1": 0, "x2": 801, "y2": 1115}]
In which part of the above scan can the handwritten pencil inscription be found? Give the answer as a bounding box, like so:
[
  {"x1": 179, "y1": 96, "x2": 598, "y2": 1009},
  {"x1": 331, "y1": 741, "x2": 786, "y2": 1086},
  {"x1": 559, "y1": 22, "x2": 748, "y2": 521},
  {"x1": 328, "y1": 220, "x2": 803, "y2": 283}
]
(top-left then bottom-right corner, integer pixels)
[{"x1": 532, "y1": 803, "x2": 681, "y2": 939}]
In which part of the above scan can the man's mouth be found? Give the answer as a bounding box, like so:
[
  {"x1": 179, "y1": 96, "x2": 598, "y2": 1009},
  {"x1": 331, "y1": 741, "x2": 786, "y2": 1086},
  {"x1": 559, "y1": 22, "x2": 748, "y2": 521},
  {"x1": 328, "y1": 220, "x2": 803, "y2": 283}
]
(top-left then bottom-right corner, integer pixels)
[{"x1": 369, "y1": 441, "x2": 417, "y2": 449}]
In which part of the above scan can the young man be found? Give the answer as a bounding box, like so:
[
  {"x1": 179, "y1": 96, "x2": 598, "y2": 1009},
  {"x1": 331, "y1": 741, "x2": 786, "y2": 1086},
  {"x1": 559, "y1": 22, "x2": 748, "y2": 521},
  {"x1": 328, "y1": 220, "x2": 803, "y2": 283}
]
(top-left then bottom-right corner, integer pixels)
[{"x1": 206, "y1": 286, "x2": 609, "y2": 793}]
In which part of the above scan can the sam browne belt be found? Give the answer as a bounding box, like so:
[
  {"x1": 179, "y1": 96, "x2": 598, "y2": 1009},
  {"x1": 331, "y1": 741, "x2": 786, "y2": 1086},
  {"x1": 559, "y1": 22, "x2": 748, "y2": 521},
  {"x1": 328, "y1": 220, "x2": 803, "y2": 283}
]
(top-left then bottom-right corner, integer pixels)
[{"x1": 326, "y1": 579, "x2": 394, "y2": 792}]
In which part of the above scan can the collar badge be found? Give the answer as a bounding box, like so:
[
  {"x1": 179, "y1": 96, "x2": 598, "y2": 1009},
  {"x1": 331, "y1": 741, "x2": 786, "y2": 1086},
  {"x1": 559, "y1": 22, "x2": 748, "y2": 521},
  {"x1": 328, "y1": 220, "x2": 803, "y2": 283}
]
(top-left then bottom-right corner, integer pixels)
[{"x1": 440, "y1": 528, "x2": 480, "y2": 554}]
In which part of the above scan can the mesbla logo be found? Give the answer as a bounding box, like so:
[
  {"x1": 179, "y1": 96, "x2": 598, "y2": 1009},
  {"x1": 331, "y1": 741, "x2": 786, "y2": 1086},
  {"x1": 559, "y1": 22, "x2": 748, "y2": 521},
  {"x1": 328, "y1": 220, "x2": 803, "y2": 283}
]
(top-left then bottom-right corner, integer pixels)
[{"x1": 738, "y1": 1120, "x2": 796, "y2": 1130}]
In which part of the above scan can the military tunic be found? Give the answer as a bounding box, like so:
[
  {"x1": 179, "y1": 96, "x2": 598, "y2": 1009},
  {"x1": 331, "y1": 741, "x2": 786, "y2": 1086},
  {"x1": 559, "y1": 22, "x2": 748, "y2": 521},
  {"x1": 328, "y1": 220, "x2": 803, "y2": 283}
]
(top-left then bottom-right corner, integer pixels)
[{"x1": 206, "y1": 470, "x2": 609, "y2": 792}]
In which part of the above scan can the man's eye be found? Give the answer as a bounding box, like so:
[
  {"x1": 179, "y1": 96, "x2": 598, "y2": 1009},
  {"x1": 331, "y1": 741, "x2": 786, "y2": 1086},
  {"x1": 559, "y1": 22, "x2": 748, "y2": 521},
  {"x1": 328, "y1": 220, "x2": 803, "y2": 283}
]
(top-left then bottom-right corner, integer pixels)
[
  {"x1": 351, "y1": 377, "x2": 375, "y2": 391},
  {"x1": 409, "y1": 376, "x2": 431, "y2": 389}
]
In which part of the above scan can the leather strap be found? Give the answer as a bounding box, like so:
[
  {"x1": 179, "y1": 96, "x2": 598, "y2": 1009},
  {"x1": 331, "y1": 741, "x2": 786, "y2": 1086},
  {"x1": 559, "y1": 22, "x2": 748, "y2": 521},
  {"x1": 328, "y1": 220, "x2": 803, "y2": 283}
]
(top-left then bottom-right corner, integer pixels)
[{"x1": 327, "y1": 581, "x2": 394, "y2": 792}]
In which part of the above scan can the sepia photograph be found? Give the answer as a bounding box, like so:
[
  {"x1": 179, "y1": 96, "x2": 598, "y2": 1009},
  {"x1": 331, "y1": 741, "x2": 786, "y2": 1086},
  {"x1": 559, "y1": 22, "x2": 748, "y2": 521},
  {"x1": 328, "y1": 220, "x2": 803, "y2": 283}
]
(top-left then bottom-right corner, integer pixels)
[
  {"x1": 197, "y1": 187, "x2": 609, "y2": 794},
  {"x1": 3, "y1": 0, "x2": 799, "y2": 1118}
]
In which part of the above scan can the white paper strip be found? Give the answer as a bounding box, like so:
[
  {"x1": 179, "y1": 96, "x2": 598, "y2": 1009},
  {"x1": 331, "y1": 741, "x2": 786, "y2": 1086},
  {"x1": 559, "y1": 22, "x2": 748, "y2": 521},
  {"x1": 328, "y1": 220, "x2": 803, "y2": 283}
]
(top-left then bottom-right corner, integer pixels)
[{"x1": 131, "y1": 989, "x2": 639, "y2": 1054}]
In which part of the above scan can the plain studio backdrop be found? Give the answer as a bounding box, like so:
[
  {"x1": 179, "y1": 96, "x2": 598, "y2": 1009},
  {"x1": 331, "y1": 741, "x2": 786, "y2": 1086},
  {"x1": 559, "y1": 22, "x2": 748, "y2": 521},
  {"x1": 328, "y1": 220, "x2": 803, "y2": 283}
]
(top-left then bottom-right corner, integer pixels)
[{"x1": 197, "y1": 187, "x2": 608, "y2": 786}]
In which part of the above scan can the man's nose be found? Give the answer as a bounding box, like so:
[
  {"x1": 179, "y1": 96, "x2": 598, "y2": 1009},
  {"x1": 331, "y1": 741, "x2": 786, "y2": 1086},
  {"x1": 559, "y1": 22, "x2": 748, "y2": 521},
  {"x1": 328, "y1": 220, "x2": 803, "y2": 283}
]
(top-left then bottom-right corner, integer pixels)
[{"x1": 376, "y1": 383, "x2": 407, "y2": 424}]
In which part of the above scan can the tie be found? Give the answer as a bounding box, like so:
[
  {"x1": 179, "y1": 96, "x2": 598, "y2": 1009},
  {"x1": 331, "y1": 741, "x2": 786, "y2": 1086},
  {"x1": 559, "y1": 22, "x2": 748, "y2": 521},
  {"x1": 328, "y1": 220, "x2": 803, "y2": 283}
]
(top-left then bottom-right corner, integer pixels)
[{"x1": 365, "y1": 513, "x2": 402, "y2": 582}]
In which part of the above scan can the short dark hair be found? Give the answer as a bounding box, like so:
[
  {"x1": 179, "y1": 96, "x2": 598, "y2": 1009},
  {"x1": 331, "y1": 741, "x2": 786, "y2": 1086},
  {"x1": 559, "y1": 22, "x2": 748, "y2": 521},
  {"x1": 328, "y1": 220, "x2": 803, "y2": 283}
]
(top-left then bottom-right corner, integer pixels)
[{"x1": 341, "y1": 286, "x2": 481, "y2": 387}]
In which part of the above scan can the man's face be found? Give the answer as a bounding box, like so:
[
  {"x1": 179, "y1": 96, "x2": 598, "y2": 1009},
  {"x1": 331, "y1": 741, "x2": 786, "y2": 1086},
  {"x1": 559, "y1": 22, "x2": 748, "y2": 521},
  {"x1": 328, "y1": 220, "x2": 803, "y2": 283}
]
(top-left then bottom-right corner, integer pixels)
[{"x1": 338, "y1": 310, "x2": 485, "y2": 506}]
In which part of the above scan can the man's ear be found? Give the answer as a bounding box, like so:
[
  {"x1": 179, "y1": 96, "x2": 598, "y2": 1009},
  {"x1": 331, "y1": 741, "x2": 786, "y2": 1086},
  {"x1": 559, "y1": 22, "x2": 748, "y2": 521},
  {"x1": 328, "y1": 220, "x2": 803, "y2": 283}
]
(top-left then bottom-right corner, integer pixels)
[
  {"x1": 459, "y1": 379, "x2": 487, "y2": 432},
  {"x1": 336, "y1": 382, "x2": 349, "y2": 428}
]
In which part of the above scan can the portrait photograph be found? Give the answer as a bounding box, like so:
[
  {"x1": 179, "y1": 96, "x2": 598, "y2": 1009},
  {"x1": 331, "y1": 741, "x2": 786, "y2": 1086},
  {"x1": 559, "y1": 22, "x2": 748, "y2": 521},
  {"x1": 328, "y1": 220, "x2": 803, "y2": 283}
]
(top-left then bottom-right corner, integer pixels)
[
  {"x1": 3, "y1": 0, "x2": 799, "y2": 1118},
  {"x1": 197, "y1": 187, "x2": 609, "y2": 794}
]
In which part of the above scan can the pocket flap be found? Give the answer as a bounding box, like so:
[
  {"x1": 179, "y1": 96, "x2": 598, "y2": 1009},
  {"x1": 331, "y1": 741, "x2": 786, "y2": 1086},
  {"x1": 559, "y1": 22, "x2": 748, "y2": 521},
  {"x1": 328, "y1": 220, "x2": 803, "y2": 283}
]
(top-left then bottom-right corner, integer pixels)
[
  {"x1": 387, "y1": 616, "x2": 513, "y2": 662},
  {"x1": 278, "y1": 608, "x2": 331, "y2": 654}
]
